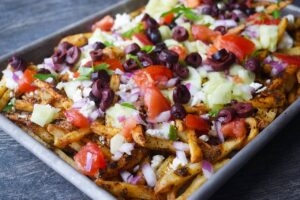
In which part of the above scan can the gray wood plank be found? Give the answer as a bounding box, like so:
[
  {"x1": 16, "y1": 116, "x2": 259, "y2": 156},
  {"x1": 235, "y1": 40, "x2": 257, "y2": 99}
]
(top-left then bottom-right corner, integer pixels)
[{"x1": 0, "y1": 1, "x2": 300, "y2": 200}]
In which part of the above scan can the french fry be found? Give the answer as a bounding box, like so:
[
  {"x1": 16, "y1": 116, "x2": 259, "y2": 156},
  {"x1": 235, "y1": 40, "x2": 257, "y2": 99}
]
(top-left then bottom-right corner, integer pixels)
[
  {"x1": 132, "y1": 125, "x2": 146, "y2": 146},
  {"x1": 91, "y1": 120, "x2": 120, "y2": 138},
  {"x1": 176, "y1": 159, "x2": 230, "y2": 200},
  {"x1": 54, "y1": 128, "x2": 91, "y2": 148},
  {"x1": 54, "y1": 148, "x2": 77, "y2": 168},
  {"x1": 15, "y1": 99, "x2": 34, "y2": 112},
  {"x1": 156, "y1": 156, "x2": 174, "y2": 180},
  {"x1": 109, "y1": 74, "x2": 120, "y2": 92},
  {"x1": 155, "y1": 162, "x2": 202, "y2": 194},
  {"x1": 250, "y1": 92, "x2": 286, "y2": 108},
  {"x1": 278, "y1": 18, "x2": 289, "y2": 45},
  {"x1": 280, "y1": 46, "x2": 300, "y2": 56},
  {"x1": 245, "y1": 118, "x2": 259, "y2": 144},
  {"x1": 0, "y1": 80, "x2": 7, "y2": 98},
  {"x1": 187, "y1": 129, "x2": 202, "y2": 163},
  {"x1": 175, "y1": 120, "x2": 188, "y2": 143},
  {"x1": 60, "y1": 33, "x2": 91, "y2": 47},
  {"x1": 95, "y1": 179, "x2": 156, "y2": 200},
  {"x1": 265, "y1": 0, "x2": 292, "y2": 14},
  {"x1": 0, "y1": 89, "x2": 11, "y2": 111}
]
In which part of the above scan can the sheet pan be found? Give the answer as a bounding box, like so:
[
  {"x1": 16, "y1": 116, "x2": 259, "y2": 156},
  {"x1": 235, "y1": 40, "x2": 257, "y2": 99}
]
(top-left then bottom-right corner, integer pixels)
[{"x1": 0, "y1": 1, "x2": 299, "y2": 199}]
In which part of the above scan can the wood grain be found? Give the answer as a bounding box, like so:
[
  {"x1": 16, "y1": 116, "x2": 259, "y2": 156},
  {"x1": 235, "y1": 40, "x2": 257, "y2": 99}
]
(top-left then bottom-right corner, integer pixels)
[{"x1": 0, "y1": 1, "x2": 300, "y2": 200}]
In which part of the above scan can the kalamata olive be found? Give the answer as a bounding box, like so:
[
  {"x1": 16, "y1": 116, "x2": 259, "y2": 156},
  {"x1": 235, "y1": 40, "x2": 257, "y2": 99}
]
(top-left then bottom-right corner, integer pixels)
[
  {"x1": 171, "y1": 104, "x2": 186, "y2": 119},
  {"x1": 234, "y1": 102, "x2": 254, "y2": 118},
  {"x1": 91, "y1": 70, "x2": 110, "y2": 82},
  {"x1": 137, "y1": 51, "x2": 155, "y2": 67},
  {"x1": 89, "y1": 91, "x2": 99, "y2": 103},
  {"x1": 145, "y1": 28, "x2": 162, "y2": 44},
  {"x1": 185, "y1": 52, "x2": 202, "y2": 68},
  {"x1": 92, "y1": 42, "x2": 106, "y2": 50},
  {"x1": 202, "y1": 0, "x2": 214, "y2": 4},
  {"x1": 172, "y1": 26, "x2": 189, "y2": 42},
  {"x1": 245, "y1": 8, "x2": 255, "y2": 16},
  {"x1": 57, "y1": 42, "x2": 72, "y2": 52},
  {"x1": 208, "y1": 49, "x2": 236, "y2": 71},
  {"x1": 123, "y1": 58, "x2": 139, "y2": 72},
  {"x1": 229, "y1": 12, "x2": 239, "y2": 22},
  {"x1": 173, "y1": 84, "x2": 191, "y2": 104},
  {"x1": 142, "y1": 14, "x2": 159, "y2": 29},
  {"x1": 217, "y1": 107, "x2": 236, "y2": 123},
  {"x1": 90, "y1": 49, "x2": 103, "y2": 62},
  {"x1": 168, "y1": 21, "x2": 177, "y2": 30},
  {"x1": 212, "y1": 49, "x2": 228, "y2": 62},
  {"x1": 173, "y1": 63, "x2": 189, "y2": 79},
  {"x1": 124, "y1": 43, "x2": 140, "y2": 55},
  {"x1": 244, "y1": 57, "x2": 260, "y2": 72},
  {"x1": 153, "y1": 42, "x2": 167, "y2": 53},
  {"x1": 214, "y1": 26, "x2": 227, "y2": 35},
  {"x1": 65, "y1": 46, "x2": 81, "y2": 65},
  {"x1": 8, "y1": 56, "x2": 27, "y2": 71},
  {"x1": 158, "y1": 49, "x2": 179, "y2": 64},
  {"x1": 99, "y1": 88, "x2": 115, "y2": 111},
  {"x1": 211, "y1": 5, "x2": 219, "y2": 17},
  {"x1": 53, "y1": 42, "x2": 73, "y2": 64},
  {"x1": 37, "y1": 68, "x2": 51, "y2": 74},
  {"x1": 92, "y1": 79, "x2": 107, "y2": 99}
]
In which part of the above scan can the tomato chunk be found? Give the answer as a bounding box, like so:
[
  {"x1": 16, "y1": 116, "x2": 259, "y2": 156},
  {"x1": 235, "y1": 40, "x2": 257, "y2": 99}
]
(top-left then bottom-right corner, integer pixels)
[
  {"x1": 274, "y1": 53, "x2": 300, "y2": 66},
  {"x1": 64, "y1": 109, "x2": 90, "y2": 128},
  {"x1": 169, "y1": 46, "x2": 187, "y2": 61},
  {"x1": 92, "y1": 15, "x2": 114, "y2": 32},
  {"x1": 184, "y1": 114, "x2": 210, "y2": 133},
  {"x1": 18, "y1": 69, "x2": 37, "y2": 94},
  {"x1": 122, "y1": 117, "x2": 137, "y2": 140},
  {"x1": 144, "y1": 86, "x2": 171, "y2": 120},
  {"x1": 74, "y1": 142, "x2": 106, "y2": 176},
  {"x1": 216, "y1": 34, "x2": 256, "y2": 61},
  {"x1": 134, "y1": 33, "x2": 153, "y2": 46},
  {"x1": 160, "y1": 13, "x2": 175, "y2": 25},
  {"x1": 184, "y1": 0, "x2": 201, "y2": 8},
  {"x1": 94, "y1": 58, "x2": 124, "y2": 71},
  {"x1": 192, "y1": 25, "x2": 220, "y2": 43},
  {"x1": 133, "y1": 65, "x2": 173, "y2": 89},
  {"x1": 221, "y1": 119, "x2": 247, "y2": 139},
  {"x1": 247, "y1": 13, "x2": 280, "y2": 25}
]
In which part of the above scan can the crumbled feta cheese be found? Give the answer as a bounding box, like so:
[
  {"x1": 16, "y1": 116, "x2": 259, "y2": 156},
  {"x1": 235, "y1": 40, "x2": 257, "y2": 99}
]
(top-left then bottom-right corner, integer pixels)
[
  {"x1": 133, "y1": 165, "x2": 140, "y2": 172},
  {"x1": 99, "y1": 135, "x2": 106, "y2": 145},
  {"x1": 171, "y1": 151, "x2": 188, "y2": 170},
  {"x1": 151, "y1": 155, "x2": 165, "y2": 170},
  {"x1": 2, "y1": 68, "x2": 18, "y2": 90},
  {"x1": 199, "y1": 135, "x2": 209, "y2": 142},
  {"x1": 79, "y1": 100, "x2": 96, "y2": 118},
  {"x1": 113, "y1": 13, "x2": 131, "y2": 31},
  {"x1": 146, "y1": 122, "x2": 172, "y2": 139},
  {"x1": 256, "y1": 6, "x2": 264, "y2": 12},
  {"x1": 250, "y1": 82, "x2": 263, "y2": 91},
  {"x1": 110, "y1": 134, "x2": 125, "y2": 154},
  {"x1": 45, "y1": 77, "x2": 54, "y2": 83},
  {"x1": 284, "y1": 14, "x2": 295, "y2": 24}
]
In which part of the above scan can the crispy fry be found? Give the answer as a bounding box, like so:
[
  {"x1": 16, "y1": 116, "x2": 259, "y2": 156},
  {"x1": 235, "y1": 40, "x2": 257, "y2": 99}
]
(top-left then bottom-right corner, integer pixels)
[
  {"x1": 60, "y1": 33, "x2": 91, "y2": 47},
  {"x1": 177, "y1": 159, "x2": 230, "y2": 200},
  {"x1": 54, "y1": 128, "x2": 91, "y2": 148},
  {"x1": 187, "y1": 129, "x2": 202, "y2": 163},
  {"x1": 54, "y1": 148, "x2": 77, "y2": 168},
  {"x1": 91, "y1": 120, "x2": 120, "y2": 138},
  {"x1": 132, "y1": 125, "x2": 146, "y2": 146},
  {"x1": 280, "y1": 46, "x2": 300, "y2": 56},
  {"x1": 15, "y1": 99, "x2": 33, "y2": 112},
  {"x1": 265, "y1": 0, "x2": 292, "y2": 14},
  {"x1": 250, "y1": 92, "x2": 286, "y2": 108},
  {"x1": 109, "y1": 74, "x2": 120, "y2": 92},
  {"x1": 245, "y1": 118, "x2": 259, "y2": 144},
  {"x1": 155, "y1": 162, "x2": 202, "y2": 194},
  {"x1": 0, "y1": 80, "x2": 7, "y2": 98},
  {"x1": 95, "y1": 179, "x2": 156, "y2": 200},
  {"x1": 156, "y1": 156, "x2": 175, "y2": 180},
  {"x1": 0, "y1": 89, "x2": 11, "y2": 111},
  {"x1": 278, "y1": 18, "x2": 288, "y2": 44}
]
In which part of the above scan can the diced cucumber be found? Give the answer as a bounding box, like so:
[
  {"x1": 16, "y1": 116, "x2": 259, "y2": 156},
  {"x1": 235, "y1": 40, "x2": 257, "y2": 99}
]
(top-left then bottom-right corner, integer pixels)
[
  {"x1": 106, "y1": 103, "x2": 139, "y2": 128},
  {"x1": 30, "y1": 104, "x2": 60, "y2": 127}
]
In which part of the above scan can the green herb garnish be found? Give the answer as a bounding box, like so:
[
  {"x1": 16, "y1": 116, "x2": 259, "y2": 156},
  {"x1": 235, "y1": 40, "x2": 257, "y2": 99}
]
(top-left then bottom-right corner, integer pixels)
[
  {"x1": 121, "y1": 102, "x2": 136, "y2": 110},
  {"x1": 3, "y1": 98, "x2": 15, "y2": 112},
  {"x1": 272, "y1": 10, "x2": 281, "y2": 19},
  {"x1": 76, "y1": 63, "x2": 113, "y2": 80},
  {"x1": 168, "y1": 125, "x2": 177, "y2": 141},
  {"x1": 126, "y1": 54, "x2": 142, "y2": 67},
  {"x1": 161, "y1": 5, "x2": 201, "y2": 21},
  {"x1": 208, "y1": 109, "x2": 220, "y2": 117},
  {"x1": 103, "y1": 41, "x2": 114, "y2": 47},
  {"x1": 141, "y1": 45, "x2": 155, "y2": 53},
  {"x1": 122, "y1": 23, "x2": 144, "y2": 39},
  {"x1": 33, "y1": 74, "x2": 57, "y2": 81}
]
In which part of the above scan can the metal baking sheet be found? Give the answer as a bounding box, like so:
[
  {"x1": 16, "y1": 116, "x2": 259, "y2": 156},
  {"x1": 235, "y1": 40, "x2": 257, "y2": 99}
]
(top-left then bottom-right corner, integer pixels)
[{"x1": 0, "y1": 1, "x2": 299, "y2": 199}]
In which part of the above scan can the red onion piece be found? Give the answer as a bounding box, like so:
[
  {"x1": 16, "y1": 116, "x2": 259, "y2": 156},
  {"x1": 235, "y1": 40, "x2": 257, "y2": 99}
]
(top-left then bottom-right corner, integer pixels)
[
  {"x1": 85, "y1": 152, "x2": 93, "y2": 172},
  {"x1": 176, "y1": 151, "x2": 188, "y2": 165},
  {"x1": 149, "y1": 110, "x2": 171, "y2": 123},
  {"x1": 117, "y1": 115, "x2": 126, "y2": 123},
  {"x1": 215, "y1": 121, "x2": 225, "y2": 143},
  {"x1": 128, "y1": 175, "x2": 142, "y2": 185},
  {"x1": 120, "y1": 171, "x2": 132, "y2": 182},
  {"x1": 185, "y1": 83, "x2": 191, "y2": 90},
  {"x1": 214, "y1": 20, "x2": 237, "y2": 28},
  {"x1": 142, "y1": 163, "x2": 157, "y2": 187},
  {"x1": 202, "y1": 160, "x2": 214, "y2": 179},
  {"x1": 166, "y1": 77, "x2": 179, "y2": 88},
  {"x1": 173, "y1": 141, "x2": 190, "y2": 151}
]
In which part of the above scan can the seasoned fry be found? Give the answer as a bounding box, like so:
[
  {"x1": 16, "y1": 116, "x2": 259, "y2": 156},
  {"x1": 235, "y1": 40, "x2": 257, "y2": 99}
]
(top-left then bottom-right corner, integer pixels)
[
  {"x1": 91, "y1": 120, "x2": 120, "y2": 138},
  {"x1": 60, "y1": 33, "x2": 91, "y2": 47},
  {"x1": 0, "y1": 89, "x2": 11, "y2": 111},
  {"x1": 54, "y1": 128, "x2": 91, "y2": 148},
  {"x1": 156, "y1": 156, "x2": 175, "y2": 180},
  {"x1": 15, "y1": 99, "x2": 34, "y2": 112},
  {"x1": 245, "y1": 118, "x2": 259, "y2": 144},
  {"x1": 95, "y1": 179, "x2": 156, "y2": 200},
  {"x1": 187, "y1": 129, "x2": 202, "y2": 163}
]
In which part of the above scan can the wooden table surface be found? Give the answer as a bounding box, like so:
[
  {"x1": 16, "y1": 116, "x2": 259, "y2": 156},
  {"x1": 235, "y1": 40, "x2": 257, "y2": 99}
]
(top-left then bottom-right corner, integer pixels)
[{"x1": 0, "y1": 0, "x2": 300, "y2": 199}]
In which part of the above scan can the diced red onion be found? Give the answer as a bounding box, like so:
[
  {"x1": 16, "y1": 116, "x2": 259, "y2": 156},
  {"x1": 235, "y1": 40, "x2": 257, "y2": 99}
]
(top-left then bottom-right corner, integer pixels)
[
  {"x1": 142, "y1": 163, "x2": 157, "y2": 187},
  {"x1": 264, "y1": 56, "x2": 287, "y2": 76},
  {"x1": 196, "y1": 5, "x2": 211, "y2": 15},
  {"x1": 119, "y1": 143, "x2": 135, "y2": 155},
  {"x1": 118, "y1": 115, "x2": 126, "y2": 123},
  {"x1": 176, "y1": 151, "x2": 188, "y2": 165},
  {"x1": 243, "y1": 25, "x2": 259, "y2": 39},
  {"x1": 150, "y1": 110, "x2": 171, "y2": 123},
  {"x1": 214, "y1": 20, "x2": 237, "y2": 28},
  {"x1": 12, "y1": 72, "x2": 19, "y2": 82},
  {"x1": 215, "y1": 121, "x2": 225, "y2": 143},
  {"x1": 165, "y1": 77, "x2": 179, "y2": 88},
  {"x1": 120, "y1": 171, "x2": 133, "y2": 182},
  {"x1": 128, "y1": 175, "x2": 142, "y2": 185},
  {"x1": 85, "y1": 152, "x2": 93, "y2": 172},
  {"x1": 173, "y1": 141, "x2": 190, "y2": 151},
  {"x1": 89, "y1": 109, "x2": 100, "y2": 121},
  {"x1": 202, "y1": 160, "x2": 214, "y2": 179},
  {"x1": 72, "y1": 99, "x2": 87, "y2": 109},
  {"x1": 44, "y1": 58, "x2": 63, "y2": 71},
  {"x1": 185, "y1": 83, "x2": 191, "y2": 90}
]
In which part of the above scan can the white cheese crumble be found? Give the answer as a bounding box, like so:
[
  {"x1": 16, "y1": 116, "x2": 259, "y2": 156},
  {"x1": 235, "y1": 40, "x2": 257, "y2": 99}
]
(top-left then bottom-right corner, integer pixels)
[
  {"x1": 146, "y1": 122, "x2": 172, "y2": 139},
  {"x1": 199, "y1": 135, "x2": 209, "y2": 142},
  {"x1": 151, "y1": 155, "x2": 165, "y2": 170}
]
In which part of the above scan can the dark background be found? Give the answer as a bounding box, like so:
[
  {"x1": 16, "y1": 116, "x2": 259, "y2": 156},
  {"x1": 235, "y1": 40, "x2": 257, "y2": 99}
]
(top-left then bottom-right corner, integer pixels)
[{"x1": 0, "y1": 0, "x2": 300, "y2": 199}]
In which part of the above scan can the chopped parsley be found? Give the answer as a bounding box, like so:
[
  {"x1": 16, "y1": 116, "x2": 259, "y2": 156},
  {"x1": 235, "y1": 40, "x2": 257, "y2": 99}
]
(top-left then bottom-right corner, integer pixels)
[
  {"x1": 76, "y1": 63, "x2": 112, "y2": 80},
  {"x1": 33, "y1": 74, "x2": 57, "y2": 81},
  {"x1": 3, "y1": 98, "x2": 15, "y2": 112},
  {"x1": 161, "y1": 6, "x2": 201, "y2": 21},
  {"x1": 168, "y1": 125, "x2": 177, "y2": 141},
  {"x1": 141, "y1": 45, "x2": 155, "y2": 53},
  {"x1": 272, "y1": 10, "x2": 281, "y2": 19},
  {"x1": 122, "y1": 23, "x2": 144, "y2": 39},
  {"x1": 208, "y1": 109, "x2": 220, "y2": 117},
  {"x1": 121, "y1": 102, "x2": 136, "y2": 110}
]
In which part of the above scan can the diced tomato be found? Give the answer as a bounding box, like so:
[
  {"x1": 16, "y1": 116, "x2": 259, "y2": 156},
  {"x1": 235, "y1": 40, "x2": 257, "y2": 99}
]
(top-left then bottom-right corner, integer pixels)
[
  {"x1": 73, "y1": 71, "x2": 80, "y2": 78},
  {"x1": 274, "y1": 53, "x2": 300, "y2": 66},
  {"x1": 192, "y1": 25, "x2": 220, "y2": 43},
  {"x1": 160, "y1": 13, "x2": 175, "y2": 25},
  {"x1": 216, "y1": 34, "x2": 256, "y2": 61},
  {"x1": 134, "y1": 33, "x2": 153, "y2": 46},
  {"x1": 122, "y1": 117, "x2": 137, "y2": 140},
  {"x1": 207, "y1": 45, "x2": 219, "y2": 58},
  {"x1": 170, "y1": 46, "x2": 187, "y2": 61},
  {"x1": 94, "y1": 58, "x2": 124, "y2": 71},
  {"x1": 64, "y1": 109, "x2": 90, "y2": 128},
  {"x1": 221, "y1": 119, "x2": 247, "y2": 139},
  {"x1": 144, "y1": 86, "x2": 171, "y2": 120},
  {"x1": 133, "y1": 65, "x2": 173, "y2": 89},
  {"x1": 74, "y1": 142, "x2": 106, "y2": 176},
  {"x1": 92, "y1": 15, "x2": 114, "y2": 32},
  {"x1": 247, "y1": 13, "x2": 280, "y2": 25},
  {"x1": 184, "y1": 0, "x2": 201, "y2": 8},
  {"x1": 184, "y1": 114, "x2": 210, "y2": 133},
  {"x1": 18, "y1": 69, "x2": 37, "y2": 94}
]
